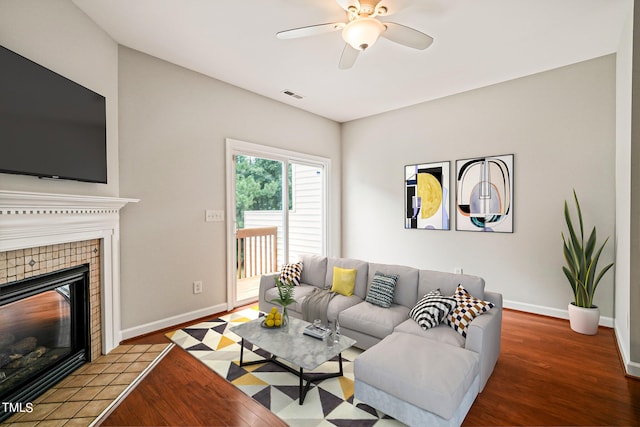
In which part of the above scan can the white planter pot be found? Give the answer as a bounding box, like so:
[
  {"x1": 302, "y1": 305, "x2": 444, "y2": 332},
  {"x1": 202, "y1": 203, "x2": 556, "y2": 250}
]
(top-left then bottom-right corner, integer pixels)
[{"x1": 568, "y1": 303, "x2": 600, "y2": 335}]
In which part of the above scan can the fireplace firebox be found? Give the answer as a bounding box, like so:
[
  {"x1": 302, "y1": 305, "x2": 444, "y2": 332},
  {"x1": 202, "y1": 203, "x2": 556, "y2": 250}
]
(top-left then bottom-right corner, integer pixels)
[{"x1": 0, "y1": 265, "x2": 90, "y2": 421}]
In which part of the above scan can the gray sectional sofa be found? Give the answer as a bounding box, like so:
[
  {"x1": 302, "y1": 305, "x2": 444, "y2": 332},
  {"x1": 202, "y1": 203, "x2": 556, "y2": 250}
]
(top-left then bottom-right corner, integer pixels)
[{"x1": 259, "y1": 254, "x2": 502, "y2": 427}]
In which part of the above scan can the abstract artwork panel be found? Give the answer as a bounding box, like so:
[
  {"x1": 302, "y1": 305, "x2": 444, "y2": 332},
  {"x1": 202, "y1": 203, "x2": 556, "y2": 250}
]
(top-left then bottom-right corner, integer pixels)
[
  {"x1": 455, "y1": 154, "x2": 514, "y2": 232},
  {"x1": 405, "y1": 162, "x2": 450, "y2": 230}
]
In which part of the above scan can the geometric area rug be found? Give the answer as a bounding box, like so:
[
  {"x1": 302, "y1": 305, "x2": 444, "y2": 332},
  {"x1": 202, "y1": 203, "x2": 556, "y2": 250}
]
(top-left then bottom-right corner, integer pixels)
[{"x1": 166, "y1": 308, "x2": 405, "y2": 427}]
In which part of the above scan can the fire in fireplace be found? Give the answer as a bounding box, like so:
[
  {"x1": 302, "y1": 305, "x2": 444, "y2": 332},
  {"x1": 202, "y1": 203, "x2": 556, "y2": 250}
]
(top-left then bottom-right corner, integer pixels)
[{"x1": 0, "y1": 265, "x2": 90, "y2": 421}]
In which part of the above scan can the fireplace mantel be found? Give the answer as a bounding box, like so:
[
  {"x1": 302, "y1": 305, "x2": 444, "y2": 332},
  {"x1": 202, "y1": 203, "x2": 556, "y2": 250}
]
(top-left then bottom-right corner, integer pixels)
[{"x1": 0, "y1": 190, "x2": 139, "y2": 354}]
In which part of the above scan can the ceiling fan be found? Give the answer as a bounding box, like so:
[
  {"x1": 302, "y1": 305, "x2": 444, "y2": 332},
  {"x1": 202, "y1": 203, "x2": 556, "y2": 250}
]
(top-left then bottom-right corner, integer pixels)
[{"x1": 276, "y1": 0, "x2": 434, "y2": 70}]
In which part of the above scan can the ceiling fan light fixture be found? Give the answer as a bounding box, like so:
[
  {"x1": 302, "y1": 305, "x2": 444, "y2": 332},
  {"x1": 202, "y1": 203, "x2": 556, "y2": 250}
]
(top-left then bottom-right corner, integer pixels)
[{"x1": 342, "y1": 17, "x2": 384, "y2": 51}]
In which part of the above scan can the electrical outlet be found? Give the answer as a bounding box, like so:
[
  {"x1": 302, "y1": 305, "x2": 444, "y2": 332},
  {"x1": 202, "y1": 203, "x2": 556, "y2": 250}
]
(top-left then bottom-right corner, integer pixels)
[
  {"x1": 454, "y1": 267, "x2": 463, "y2": 274},
  {"x1": 193, "y1": 280, "x2": 203, "y2": 294}
]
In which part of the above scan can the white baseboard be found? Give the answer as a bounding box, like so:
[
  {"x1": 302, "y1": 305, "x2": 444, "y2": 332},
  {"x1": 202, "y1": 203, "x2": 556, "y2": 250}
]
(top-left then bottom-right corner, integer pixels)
[
  {"x1": 626, "y1": 361, "x2": 640, "y2": 377},
  {"x1": 503, "y1": 299, "x2": 614, "y2": 328},
  {"x1": 614, "y1": 324, "x2": 640, "y2": 378},
  {"x1": 120, "y1": 303, "x2": 228, "y2": 341},
  {"x1": 120, "y1": 300, "x2": 634, "y2": 374}
]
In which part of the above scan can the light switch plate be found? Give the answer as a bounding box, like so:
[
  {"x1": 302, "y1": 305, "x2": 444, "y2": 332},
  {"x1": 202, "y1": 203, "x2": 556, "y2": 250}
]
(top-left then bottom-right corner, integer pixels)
[{"x1": 205, "y1": 210, "x2": 224, "y2": 222}]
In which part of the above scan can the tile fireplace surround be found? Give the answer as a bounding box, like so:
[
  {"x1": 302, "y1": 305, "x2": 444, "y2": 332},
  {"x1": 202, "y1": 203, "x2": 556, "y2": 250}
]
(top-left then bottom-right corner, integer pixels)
[
  {"x1": 1, "y1": 240, "x2": 103, "y2": 359},
  {"x1": 0, "y1": 190, "x2": 138, "y2": 357}
]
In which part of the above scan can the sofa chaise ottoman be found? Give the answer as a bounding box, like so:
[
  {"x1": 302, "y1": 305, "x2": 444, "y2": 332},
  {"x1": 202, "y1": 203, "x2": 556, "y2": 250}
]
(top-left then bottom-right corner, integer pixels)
[{"x1": 355, "y1": 332, "x2": 480, "y2": 426}]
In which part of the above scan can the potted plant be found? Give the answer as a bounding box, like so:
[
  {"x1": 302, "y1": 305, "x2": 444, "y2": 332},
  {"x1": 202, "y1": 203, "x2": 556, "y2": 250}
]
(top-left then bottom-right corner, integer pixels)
[
  {"x1": 561, "y1": 190, "x2": 614, "y2": 335},
  {"x1": 271, "y1": 277, "x2": 296, "y2": 330}
]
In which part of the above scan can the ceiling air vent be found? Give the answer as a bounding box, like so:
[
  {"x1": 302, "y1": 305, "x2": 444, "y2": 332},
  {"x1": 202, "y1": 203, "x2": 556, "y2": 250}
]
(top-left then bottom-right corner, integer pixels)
[{"x1": 282, "y1": 90, "x2": 304, "y2": 100}]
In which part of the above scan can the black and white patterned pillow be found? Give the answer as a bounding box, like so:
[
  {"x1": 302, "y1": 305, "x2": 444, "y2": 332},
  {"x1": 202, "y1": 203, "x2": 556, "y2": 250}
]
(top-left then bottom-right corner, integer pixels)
[
  {"x1": 447, "y1": 284, "x2": 495, "y2": 338},
  {"x1": 365, "y1": 271, "x2": 399, "y2": 308},
  {"x1": 409, "y1": 289, "x2": 457, "y2": 330},
  {"x1": 279, "y1": 261, "x2": 303, "y2": 286}
]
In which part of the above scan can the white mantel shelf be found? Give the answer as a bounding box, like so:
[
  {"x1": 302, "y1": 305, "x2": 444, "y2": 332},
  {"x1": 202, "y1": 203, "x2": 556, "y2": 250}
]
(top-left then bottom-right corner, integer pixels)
[
  {"x1": 0, "y1": 191, "x2": 139, "y2": 251},
  {"x1": 0, "y1": 190, "x2": 139, "y2": 354},
  {"x1": 0, "y1": 190, "x2": 138, "y2": 213}
]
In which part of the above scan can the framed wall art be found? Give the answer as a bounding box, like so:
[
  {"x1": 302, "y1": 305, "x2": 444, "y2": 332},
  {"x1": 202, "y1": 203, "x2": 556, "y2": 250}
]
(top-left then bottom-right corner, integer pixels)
[
  {"x1": 455, "y1": 154, "x2": 514, "y2": 233},
  {"x1": 404, "y1": 161, "x2": 450, "y2": 230}
]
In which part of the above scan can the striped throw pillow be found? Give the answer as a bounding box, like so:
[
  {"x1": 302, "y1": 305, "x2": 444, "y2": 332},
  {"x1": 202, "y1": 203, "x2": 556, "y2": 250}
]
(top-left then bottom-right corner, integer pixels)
[
  {"x1": 409, "y1": 289, "x2": 457, "y2": 330},
  {"x1": 365, "y1": 271, "x2": 399, "y2": 308}
]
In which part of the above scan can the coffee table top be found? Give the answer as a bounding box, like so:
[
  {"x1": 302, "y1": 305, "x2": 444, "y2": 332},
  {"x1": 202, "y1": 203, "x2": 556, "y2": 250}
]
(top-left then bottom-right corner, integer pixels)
[{"x1": 230, "y1": 316, "x2": 356, "y2": 371}]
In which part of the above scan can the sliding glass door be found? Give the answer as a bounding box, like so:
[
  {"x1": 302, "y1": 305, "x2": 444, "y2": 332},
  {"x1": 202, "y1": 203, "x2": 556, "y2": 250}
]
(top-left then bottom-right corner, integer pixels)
[
  {"x1": 226, "y1": 139, "x2": 328, "y2": 308},
  {"x1": 234, "y1": 155, "x2": 285, "y2": 302},
  {"x1": 287, "y1": 161, "x2": 324, "y2": 261}
]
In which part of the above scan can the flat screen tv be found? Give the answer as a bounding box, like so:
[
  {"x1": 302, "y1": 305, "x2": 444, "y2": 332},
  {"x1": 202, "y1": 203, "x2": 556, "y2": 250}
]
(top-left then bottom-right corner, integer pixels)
[{"x1": 0, "y1": 45, "x2": 107, "y2": 184}]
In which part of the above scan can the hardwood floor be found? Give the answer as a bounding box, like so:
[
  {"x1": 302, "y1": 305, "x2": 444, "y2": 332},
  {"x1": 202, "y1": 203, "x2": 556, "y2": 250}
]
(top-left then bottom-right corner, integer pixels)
[
  {"x1": 99, "y1": 309, "x2": 286, "y2": 427},
  {"x1": 465, "y1": 310, "x2": 640, "y2": 426},
  {"x1": 99, "y1": 308, "x2": 640, "y2": 426}
]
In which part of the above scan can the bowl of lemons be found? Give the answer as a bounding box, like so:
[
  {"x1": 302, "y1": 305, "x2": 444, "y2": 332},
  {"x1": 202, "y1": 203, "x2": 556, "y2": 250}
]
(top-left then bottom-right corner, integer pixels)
[{"x1": 262, "y1": 307, "x2": 284, "y2": 328}]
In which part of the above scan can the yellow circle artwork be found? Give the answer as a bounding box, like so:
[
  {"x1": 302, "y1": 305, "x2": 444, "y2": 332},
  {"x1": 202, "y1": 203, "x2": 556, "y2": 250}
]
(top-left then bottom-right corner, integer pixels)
[{"x1": 417, "y1": 173, "x2": 443, "y2": 219}]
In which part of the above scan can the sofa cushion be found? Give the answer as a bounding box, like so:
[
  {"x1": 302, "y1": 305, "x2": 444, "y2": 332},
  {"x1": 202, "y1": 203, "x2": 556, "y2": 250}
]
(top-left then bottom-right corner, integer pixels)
[
  {"x1": 325, "y1": 258, "x2": 369, "y2": 298},
  {"x1": 279, "y1": 261, "x2": 303, "y2": 286},
  {"x1": 447, "y1": 285, "x2": 495, "y2": 338},
  {"x1": 330, "y1": 266, "x2": 357, "y2": 296},
  {"x1": 326, "y1": 295, "x2": 363, "y2": 324},
  {"x1": 418, "y1": 269, "x2": 485, "y2": 300},
  {"x1": 339, "y1": 302, "x2": 409, "y2": 339},
  {"x1": 367, "y1": 263, "x2": 419, "y2": 308},
  {"x1": 408, "y1": 289, "x2": 456, "y2": 330},
  {"x1": 365, "y1": 272, "x2": 398, "y2": 308},
  {"x1": 299, "y1": 254, "x2": 327, "y2": 288},
  {"x1": 394, "y1": 319, "x2": 465, "y2": 348},
  {"x1": 354, "y1": 332, "x2": 479, "y2": 420}
]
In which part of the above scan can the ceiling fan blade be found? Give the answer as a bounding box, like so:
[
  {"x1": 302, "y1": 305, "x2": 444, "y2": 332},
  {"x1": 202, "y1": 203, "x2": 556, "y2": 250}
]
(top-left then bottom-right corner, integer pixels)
[
  {"x1": 381, "y1": 22, "x2": 434, "y2": 50},
  {"x1": 276, "y1": 22, "x2": 345, "y2": 40},
  {"x1": 339, "y1": 44, "x2": 360, "y2": 70},
  {"x1": 336, "y1": 0, "x2": 360, "y2": 12}
]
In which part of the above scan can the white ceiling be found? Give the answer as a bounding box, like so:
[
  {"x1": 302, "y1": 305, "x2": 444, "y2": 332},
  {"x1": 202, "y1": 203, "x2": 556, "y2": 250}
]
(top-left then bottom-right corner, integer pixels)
[{"x1": 73, "y1": 0, "x2": 632, "y2": 123}]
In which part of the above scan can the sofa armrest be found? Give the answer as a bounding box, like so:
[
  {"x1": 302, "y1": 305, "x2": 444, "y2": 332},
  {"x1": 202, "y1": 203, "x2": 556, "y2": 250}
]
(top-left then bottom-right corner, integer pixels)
[
  {"x1": 258, "y1": 273, "x2": 279, "y2": 312},
  {"x1": 482, "y1": 290, "x2": 503, "y2": 310},
  {"x1": 464, "y1": 290, "x2": 502, "y2": 392}
]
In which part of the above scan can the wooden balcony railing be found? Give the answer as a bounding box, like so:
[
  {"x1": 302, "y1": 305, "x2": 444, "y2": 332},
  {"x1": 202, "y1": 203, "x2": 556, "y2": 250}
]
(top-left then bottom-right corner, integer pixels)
[{"x1": 236, "y1": 226, "x2": 278, "y2": 279}]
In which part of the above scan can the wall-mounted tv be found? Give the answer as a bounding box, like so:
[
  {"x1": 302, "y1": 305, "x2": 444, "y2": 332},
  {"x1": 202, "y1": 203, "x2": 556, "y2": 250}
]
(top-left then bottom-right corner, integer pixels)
[{"x1": 0, "y1": 45, "x2": 107, "y2": 184}]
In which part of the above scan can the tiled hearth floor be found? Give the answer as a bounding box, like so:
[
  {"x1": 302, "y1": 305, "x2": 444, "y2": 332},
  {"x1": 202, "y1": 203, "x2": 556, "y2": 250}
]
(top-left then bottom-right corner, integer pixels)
[{"x1": 3, "y1": 343, "x2": 172, "y2": 427}]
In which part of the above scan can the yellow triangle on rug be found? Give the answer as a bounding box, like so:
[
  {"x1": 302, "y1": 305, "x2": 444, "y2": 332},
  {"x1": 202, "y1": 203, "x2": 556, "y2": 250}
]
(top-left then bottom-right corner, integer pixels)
[
  {"x1": 216, "y1": 334, "x2": 236, "y2": 350},
  {"x1": 232, "y1": 372, "x2": 269, "y2": 386}
]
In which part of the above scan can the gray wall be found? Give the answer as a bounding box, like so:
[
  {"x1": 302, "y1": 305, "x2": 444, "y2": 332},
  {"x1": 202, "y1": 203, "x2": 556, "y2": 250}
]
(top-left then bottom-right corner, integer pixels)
[
  {"x1": 629, "y1": 1, "x2": 640, "y2": 370},
  {"x1": 117, "y1": 47, "x2": 341, "y2": 331},
  {"x1": 0, "y1": 0, "x2": 119, "y2": 197},
  {"x1": 342, "y1": 55, "x2": 616, "y2": 319},
  {"x1": 614, "y1": 0, "x2": 640, "y2": 376},
  {"x1": 615, "y1": 3, "x2": 637, "y2": 376}
]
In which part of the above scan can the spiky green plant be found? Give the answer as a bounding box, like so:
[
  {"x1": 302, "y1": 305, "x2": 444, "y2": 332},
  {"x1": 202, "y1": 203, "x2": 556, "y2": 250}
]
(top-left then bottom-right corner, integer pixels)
[
  {"x1": 271, "y1": 277, "x2": 296, "y2": 307},
  {"x1": 562, "y1": 190, "x2": 614, "y2": 308}
]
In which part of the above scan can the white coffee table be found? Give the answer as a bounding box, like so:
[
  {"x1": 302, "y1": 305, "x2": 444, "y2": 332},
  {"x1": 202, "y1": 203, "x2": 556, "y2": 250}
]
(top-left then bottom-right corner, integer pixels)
[{"x1": 230, "y1": 316, "x2": 356, "y2": 404}]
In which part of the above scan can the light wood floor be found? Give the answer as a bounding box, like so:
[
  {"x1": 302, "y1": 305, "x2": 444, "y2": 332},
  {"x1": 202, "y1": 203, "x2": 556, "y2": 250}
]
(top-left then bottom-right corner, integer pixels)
[{"x1": 99, "y1": 308, "x2": 640, "y2": 426}]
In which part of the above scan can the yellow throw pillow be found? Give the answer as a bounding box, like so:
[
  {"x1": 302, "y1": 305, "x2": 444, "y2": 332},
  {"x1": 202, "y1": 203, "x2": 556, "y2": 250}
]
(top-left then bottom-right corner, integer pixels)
[{"x1": 331, "y1": 266, "x2": 357, "y2": 296}]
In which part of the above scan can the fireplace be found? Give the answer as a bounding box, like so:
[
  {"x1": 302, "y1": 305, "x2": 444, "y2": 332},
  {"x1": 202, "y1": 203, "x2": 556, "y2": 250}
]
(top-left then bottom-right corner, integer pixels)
[
  {"x1": 0, "y1": 190, "x2": 137, "y2": 420},
  {"x1": 0, "y1": 265, "x2": 90, "y2": 421}
]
